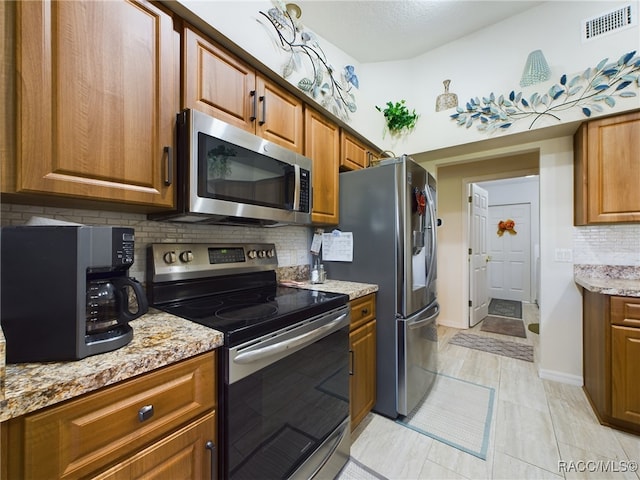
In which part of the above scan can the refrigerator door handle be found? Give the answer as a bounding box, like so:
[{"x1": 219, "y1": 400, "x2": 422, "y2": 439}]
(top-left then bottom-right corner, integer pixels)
[
  {"x1": 407, "y1": 304, "x2": 440, "y2": 329},
  {"x1": 424, "y1": 185, "x2": 437, "y2": 288}
]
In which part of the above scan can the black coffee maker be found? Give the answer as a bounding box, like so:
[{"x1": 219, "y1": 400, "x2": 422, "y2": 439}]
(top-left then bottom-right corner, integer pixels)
[{"x1": 0, "y1": 225, "x2": 148, "y2": 363}]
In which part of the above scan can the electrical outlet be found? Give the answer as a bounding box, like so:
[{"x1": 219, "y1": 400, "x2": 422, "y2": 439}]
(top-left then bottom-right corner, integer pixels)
[{"x1": 554, "y1": 248, "x2": 573, "y2": 262}]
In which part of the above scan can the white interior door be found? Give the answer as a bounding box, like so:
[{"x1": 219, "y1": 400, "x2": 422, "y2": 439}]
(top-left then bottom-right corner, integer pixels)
[
  {"x1": 488, "y1": 203, "x2": 531, "y2": 302},
  {"x1": 469, "y1": 184, "x2": 489, "y2": 327}
]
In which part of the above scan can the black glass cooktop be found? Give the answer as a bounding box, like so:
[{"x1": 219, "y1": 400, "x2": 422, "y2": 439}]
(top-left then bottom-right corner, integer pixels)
[{"x1": 156, "y1": 285, "x2": 348, "y2": 347}]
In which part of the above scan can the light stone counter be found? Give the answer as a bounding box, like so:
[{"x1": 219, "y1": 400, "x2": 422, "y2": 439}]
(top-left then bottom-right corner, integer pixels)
[
  {"x1": 574, "y1": 264, "x2": 640, "y2": 298},
  {"x1": 0, "y1": 326, "x2": 5, "y2": 404},
  {"x1": 0, "y1": 310, "x2": 223, "y2": 422},
  {"x1": 282, "y1": 279, "x2": 378, "y2": 300}
]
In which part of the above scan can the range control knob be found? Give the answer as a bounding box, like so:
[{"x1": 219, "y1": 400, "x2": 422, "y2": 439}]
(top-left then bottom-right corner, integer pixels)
[
  {"x1": 258, "y1": 250, "x2": 267, "y2": 258},
  {"x1": 163, "y1": 251, "x2": 177, "y2": 264},
  {"x1": 247, "y1": 250, "x2": 257, "y2": 259},
  {"x1": 266, "y1": 249, "x2": 276, "y2": 258},
  {"x1": 180, "y1": 250, "x2": 194, "y2": 263}
]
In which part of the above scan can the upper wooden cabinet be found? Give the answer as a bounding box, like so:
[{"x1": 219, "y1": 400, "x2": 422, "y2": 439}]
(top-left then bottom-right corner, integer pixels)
[
  {"x1": 305, "y1": 108, "x2": 340, "y2": 225},
  {"x1": 574, "y1": 110, "x2": 640, "y2": 225},
  {"x1": 183, "y1": 26, "x2": 304, "y2": 154},
  {"x1": 340, "y1": 131, "x2": 379, "y2": 171},
  {"x1": 9, "y1": 0, "x2": 178, "y2": 207}
]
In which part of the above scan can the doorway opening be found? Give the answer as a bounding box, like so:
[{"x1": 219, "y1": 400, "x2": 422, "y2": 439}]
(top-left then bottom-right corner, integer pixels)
[{"x1": 468, "y1": 175, "x2": 540, "y2": 328}]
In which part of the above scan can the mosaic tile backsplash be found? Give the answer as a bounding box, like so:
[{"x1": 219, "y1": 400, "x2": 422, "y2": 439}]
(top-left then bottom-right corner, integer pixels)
[
  {"x1": 573, "y1": 224, "x2": 640, "y2": 266},
  {"x1": 1, "y1": 203, "x2": 313, "y2": 282}
]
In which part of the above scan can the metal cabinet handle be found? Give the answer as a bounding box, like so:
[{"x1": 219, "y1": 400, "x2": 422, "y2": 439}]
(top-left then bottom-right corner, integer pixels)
[
  {"x1": 206, "y1": 440, "x2": 217, "y2": 480},
  {"x1": 259, "y1": 95, "x2": 266, "y2": 125},
  {"x1": 250, "y1": 90, "x2": 257, "y2": 121},
  {"x1": 163, "y1": 146, "x2": 173, "y2": 186},
  {"x1": 138, "y1": 404, "x2": 154, "y2": 422},
  {"x1": 361, "y1": 308, "x2": 369, "y2": 315},
  {"x1": 349, "y1": 350, "x2": 354, "y2": 375}
]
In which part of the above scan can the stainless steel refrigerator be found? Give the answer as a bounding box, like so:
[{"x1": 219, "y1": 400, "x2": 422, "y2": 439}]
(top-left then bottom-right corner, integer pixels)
[{"x1": 327, "y1": 155, "x2": 439, "y2": 419}]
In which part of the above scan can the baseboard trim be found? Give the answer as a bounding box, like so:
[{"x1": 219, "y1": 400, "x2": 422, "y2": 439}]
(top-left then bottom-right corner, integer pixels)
[{"x1": 538, "y1": 368, "x2": 583, "y2": 386}]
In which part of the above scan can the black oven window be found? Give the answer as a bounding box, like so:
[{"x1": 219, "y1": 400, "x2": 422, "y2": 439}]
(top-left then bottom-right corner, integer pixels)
[
  {"x1": 198, "y1": 133, "x2": 294, "y2": 210},
  {"x1": 225, "y1": 327, "x2": 349, "y2": 479}
]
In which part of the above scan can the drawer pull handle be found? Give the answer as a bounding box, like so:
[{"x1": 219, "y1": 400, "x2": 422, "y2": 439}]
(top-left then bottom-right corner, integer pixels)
[
  {"x1": 138, "y1": 404, "x2": 154, "y2": 422},
  {"x1": 361, "y1": 308, "x2": 369, "y2": 315},
  {"x1": 206, "y1": 440, "x2": 217, "y2": 480}
]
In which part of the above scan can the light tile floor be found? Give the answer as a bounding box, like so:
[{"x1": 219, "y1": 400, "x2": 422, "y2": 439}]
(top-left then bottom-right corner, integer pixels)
[{"x1": 347, "y1": 303, "x2": 640, "y2": 479}]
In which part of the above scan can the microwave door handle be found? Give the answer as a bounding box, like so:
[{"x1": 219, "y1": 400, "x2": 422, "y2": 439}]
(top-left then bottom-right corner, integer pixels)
[{"x1": 292, "y1": 164, "x2": 301, "y2": 211}]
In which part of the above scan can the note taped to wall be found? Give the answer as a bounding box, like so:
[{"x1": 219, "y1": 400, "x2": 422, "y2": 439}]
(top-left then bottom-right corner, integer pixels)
[{"x1": 322, "y1": 232, "x2": 353, "y2": 262}]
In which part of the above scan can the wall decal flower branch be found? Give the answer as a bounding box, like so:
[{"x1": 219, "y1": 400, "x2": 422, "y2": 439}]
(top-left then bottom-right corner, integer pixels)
[
  {"x1": 451, "y1": 50, "x2": 639, "y2": 133},
  {"x1": 259, "y1": 4, "x2": 358, "y2": 120}
]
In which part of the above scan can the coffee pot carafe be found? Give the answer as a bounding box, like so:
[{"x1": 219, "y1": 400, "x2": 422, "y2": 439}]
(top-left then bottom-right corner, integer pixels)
[{"x1": 86, "y1": 277, "x2": 148, "y2": 333}]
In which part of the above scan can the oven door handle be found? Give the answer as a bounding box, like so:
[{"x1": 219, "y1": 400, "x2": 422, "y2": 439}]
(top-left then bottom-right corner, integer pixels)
[{"x1": 234, "y1": 312, "x2": 348, "y2": 365}]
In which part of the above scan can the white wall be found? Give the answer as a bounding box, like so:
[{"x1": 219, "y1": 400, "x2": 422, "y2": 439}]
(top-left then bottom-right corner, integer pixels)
[
  {"x1": 359, "y1": 1, "x2": 640, "y2": 153},
  {"x1": 539, "y1": 137, "x2": 583, "y2": 385},
  {"x1": 176, "y1": 1, "x2": 639, "y2": 154}
]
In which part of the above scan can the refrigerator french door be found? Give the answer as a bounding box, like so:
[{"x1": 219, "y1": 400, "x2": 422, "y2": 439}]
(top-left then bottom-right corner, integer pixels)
[{"x1": 328, "y1": 156, "x2": 439, "y2": 418}]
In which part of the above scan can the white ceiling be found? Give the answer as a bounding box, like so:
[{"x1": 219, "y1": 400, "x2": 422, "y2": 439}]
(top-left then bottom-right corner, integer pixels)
[{"x1": 293, "y1": 1, "x2": 546, "y2": 62}]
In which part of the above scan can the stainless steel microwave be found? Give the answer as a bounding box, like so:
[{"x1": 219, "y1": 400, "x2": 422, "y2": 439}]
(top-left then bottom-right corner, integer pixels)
[{"x1": 150, "y1": 109, "x2": 312, "y2": 226}]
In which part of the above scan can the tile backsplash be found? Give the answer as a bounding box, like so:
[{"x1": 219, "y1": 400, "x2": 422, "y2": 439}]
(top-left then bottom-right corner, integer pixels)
[
  {"x1": 1, "y1": 203, "x2": 313, "y2": 282},
  {"x1": 574, "y1": 224, "x2": 640, "y2": 266}
]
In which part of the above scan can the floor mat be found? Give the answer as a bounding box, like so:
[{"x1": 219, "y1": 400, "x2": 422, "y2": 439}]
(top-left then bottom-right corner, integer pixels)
[
  {"x1": 336, "y1": 457, "x2": 390, "y2": 480},
  {"x1": 480, "y1": 315, "x2": 526, "y2": 338},
  {"x1": 449, "y1": 332, "x2": 533, "y2": 362},
  {"x1": 396, "y1": 373, "x2": 495, "y2": 460},
  {"x1": 488, "y1": 298, "x2": 522, "y2": 319}
]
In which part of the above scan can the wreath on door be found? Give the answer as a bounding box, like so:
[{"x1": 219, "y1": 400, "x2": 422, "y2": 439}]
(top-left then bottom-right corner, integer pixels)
[{"x1": 497, "y1": 219, "x2": 517, "y2": 236}]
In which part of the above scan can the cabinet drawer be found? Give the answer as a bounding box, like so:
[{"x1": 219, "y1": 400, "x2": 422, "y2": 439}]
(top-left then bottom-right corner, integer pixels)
[
  {"x1": 93, "y1": 411, "x2": 216, "y2": 480},
  {"x1": 19, "y1": 352, "x2": 215, "y2": 480},
  {"x1": 611, "y1": 296, "x2": 640, "y2": 328},
  {"x1": 350, "y1": 293, "x2": 376, "y2": 330}
]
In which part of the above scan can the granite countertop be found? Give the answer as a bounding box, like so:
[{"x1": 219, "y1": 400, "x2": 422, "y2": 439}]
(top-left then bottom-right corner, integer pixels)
[
  {"x1": 574, "y1": 264, "x2": 640, "y2": 298},
  {"x1": 281, "y1": 279, "x2": 378, "y2": 300},
  {"x1": 0, "y1": 310, "x2": 223, "y2": 422}
]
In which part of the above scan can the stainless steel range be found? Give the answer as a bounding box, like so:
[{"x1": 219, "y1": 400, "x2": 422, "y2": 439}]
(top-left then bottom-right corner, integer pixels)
[{"x1": 146, "y1": 243, "x2": 351, "y2": 479}]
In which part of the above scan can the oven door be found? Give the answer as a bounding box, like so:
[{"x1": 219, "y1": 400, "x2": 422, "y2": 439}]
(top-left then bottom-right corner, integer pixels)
[{"x1": 222, "y1": 305, "x2": 350, "y2": 479}]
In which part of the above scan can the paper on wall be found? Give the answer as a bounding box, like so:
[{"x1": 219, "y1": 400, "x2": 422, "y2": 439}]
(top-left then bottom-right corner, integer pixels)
[{"x1": 322, "y1": 231, "x2": 353, "y2": 262}]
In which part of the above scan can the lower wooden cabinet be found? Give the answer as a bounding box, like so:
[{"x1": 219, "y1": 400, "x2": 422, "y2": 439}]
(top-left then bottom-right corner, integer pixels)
[
  {"x1": 611, "y1": 325, "x2": 640, "y2": 424},
  {"x1": 2, "y1": 352, "x2": 217, "y2": 480},
  {"x1": 583, "y1": 292, "x2": 640, "y2": 433},
  {"x1": 93, "y1": 412, "x2": 216, "y2": 480},
  {"x1": 349, "y1": 293, "x2": 376, "y2": 430}
]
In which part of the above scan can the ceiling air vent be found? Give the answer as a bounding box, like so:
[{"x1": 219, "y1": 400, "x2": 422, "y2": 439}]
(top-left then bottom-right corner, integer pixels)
[{"x1": 583, "y1": 4, "x2": 636, "y2": 41}]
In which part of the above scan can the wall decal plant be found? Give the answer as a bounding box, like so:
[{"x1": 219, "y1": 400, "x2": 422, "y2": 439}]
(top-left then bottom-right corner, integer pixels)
[
  {"x1": 259, "y1": 3, "x2": 358, "y2": 121},
  {"x1": 451, "y1": 50, "x2": 640, "y2": 133},
  {"x1": 376, "y1": 100, "x2": 419, "y2": 136}
]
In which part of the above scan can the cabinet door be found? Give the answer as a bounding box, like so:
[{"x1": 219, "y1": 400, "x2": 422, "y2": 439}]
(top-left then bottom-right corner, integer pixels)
[
  {"x1": 576, "y1": 110, "x2": 640, "y2": 224},
  {"x1": 16, "y1": 0, "x2": 177, "y2": 207},
  {"x1": 93, "y1": 412, "x2": 216, "y2": 480},
  {"x1": 611, "y1": 325, "x2": 640, "y2": 424},
  {"x1": 350, "y1": 320, "x2": 376, "y2": 431},
  {"x1": 255, "y1": 75, "x2": 304, "y2": 154},
  {"x1": 183, "y1": 26, "x2": 256, "y2": 132},
  {"x1": 305, "y1": 108, "x2": 340, "y2": 225},
  {"x1": 340, "y1": 131, "x2": 369, "y2": 171}
]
